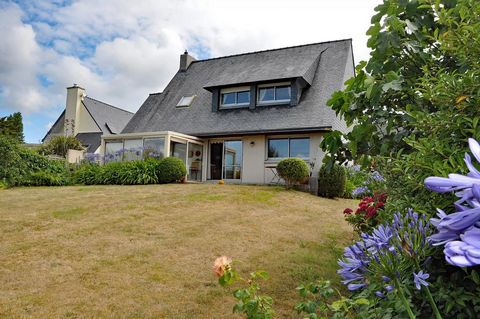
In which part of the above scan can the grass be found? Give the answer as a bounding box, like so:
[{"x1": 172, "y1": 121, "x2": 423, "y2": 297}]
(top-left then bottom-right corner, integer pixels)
[{"x1": 0, "y1": 184, "x2": 357, "y2": 318}]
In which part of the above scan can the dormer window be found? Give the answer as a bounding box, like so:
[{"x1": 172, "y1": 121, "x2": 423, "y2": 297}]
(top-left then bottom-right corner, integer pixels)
[
  {"x1": 220, "y1": 86, "x2": 250, "y2": 109},
  {"x1": 257, "y1": 83, "x2": 291, "y2": 105}
]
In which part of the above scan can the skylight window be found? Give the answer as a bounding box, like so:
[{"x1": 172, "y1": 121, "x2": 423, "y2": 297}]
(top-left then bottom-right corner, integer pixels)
[{"x1": 176, "y1": 95, "x2": 196, "y2": 107}]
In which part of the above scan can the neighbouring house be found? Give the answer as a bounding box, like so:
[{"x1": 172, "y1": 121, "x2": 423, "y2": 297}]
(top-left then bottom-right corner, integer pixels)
[
  {"x1": 42, "y1": 85, "x2": 134, "y2": 154},
  {"x1": 101, "y1": 39, "x2": 354, "y2": 186}
]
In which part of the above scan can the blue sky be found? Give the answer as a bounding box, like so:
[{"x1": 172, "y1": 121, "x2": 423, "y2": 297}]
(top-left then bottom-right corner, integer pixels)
[{"x1": 0, "y1": 0, "x2": 379, "y2": 143}]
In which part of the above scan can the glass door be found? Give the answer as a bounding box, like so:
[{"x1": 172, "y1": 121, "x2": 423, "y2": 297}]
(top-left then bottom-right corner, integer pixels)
[
  {"x1": 210, "y1": 142, "x2": 223, "y2": 180},
  {"x1": 187, "y1": 142, "x2": 203, "y2": 182},
  {"x1": 223, "y1": 140, "x2": 242, "y2": 180}
]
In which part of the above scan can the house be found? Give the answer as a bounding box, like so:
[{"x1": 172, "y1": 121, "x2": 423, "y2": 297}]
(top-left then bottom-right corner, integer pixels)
[
  {"x1": 42, "y1": 85, "x2": 134, "y2": 153},
  {"x1": 101, "y1": 39, "x2": 354, "y2": 185}
]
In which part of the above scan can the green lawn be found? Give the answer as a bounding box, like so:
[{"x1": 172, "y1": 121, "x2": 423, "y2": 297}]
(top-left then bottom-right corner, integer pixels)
[{"x1": 0, "y1": 184, "x2": 356, "y2": 318}]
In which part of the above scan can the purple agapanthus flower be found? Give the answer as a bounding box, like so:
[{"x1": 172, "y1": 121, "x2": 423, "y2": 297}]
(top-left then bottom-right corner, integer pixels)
[
  {"x1": 352, "y1": 186, "x2": 370, "y2": 197},
  {"x1": 338, "y1": 210, "x2": 432, "y2": 294},
  {"x1": 444, "y1": 225, "x2": 480, "y2": 267},
  {"x1": 425, "y1": 138, "x2": 480, "y2": 206},
  {"x1": 371, "y1": 171, "x2": 385, "y2": 182},
  {"x1": 425, "y1": 138, "x2": 480, "y2": 266},
  {"x1": 413, "y1": 271, "x2": 429, "y2": 290}
]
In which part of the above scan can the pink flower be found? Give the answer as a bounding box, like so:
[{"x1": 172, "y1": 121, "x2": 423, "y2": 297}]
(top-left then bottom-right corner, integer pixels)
[
  {"x1": 213, "y1": 256, "x2": 232, "y2": 277},
  {"x1": 344, "y1": 208, "x2": 353, "y2": 215}
]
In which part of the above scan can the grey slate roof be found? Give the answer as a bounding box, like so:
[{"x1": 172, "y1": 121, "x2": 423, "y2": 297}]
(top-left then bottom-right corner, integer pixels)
[
  {"x1": 42, "y1": 96, "x2": 134, "y2": 144},
  {"x1": 76, "y1": 132, "x2": 102, "y2": 153},
  {"x1": 82, "y1": 97, "x2": 134, "y2": 134},
  {"x1": 122, "y1": 39, "x2": 354, "y2": 136}
]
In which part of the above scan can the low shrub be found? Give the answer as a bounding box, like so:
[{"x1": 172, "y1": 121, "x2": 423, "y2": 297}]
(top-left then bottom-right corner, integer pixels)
[
  {"x1": 73, "y1": 163, "x2": 103, "y2": 185},
  {"x1": 156, "y1": 157, "x2": 187, "y2": 183},
  {"x1": 73, "y1": 157, "x2": 186, "y2": 185},
  {"x1": 317, "y1": 163, "x2": 346, "y2": 198},
  {"x1": 276, "y1": 158, "x2": 309, "y2": 188}
]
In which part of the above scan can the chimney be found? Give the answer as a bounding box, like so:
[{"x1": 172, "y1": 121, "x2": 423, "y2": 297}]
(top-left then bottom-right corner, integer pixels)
[
  {"x1": 64, "y1": 84, "x2": 85, "y2": 137},
  {"x1": 179, "y1": 50, "x2": 196, "y2": 72}
]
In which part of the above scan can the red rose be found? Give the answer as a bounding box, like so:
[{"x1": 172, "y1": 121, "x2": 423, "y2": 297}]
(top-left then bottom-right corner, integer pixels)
[{"x1": 343, "y1": 208, "x2": 353, "y2": 215}]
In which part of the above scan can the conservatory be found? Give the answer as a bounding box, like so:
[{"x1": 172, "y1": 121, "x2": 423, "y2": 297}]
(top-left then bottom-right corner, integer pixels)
[{"x1": 101, "y1": 131, "x2": 205, "y2": 182}]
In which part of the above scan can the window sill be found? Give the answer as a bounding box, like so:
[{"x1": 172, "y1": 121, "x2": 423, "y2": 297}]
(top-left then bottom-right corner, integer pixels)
[
  {"x1": 265, "y1": 158, "x2": 310, "y2": 165},
  {"x1": 219, "y1": 104, "x2": 250, "y2": 110},
  {"x1": 256, "y1": 101, "x2": 291, "y2": 107}
]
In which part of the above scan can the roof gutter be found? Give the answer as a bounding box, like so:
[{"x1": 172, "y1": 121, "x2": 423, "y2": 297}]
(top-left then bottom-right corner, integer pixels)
[{"x1": 194, "y1": 126, "x2": 332, "y2": 138}]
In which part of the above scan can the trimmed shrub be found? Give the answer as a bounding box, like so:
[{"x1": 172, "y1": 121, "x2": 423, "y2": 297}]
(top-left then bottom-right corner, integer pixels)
[
  {"x1": 156, "y1": 157, "x2": 187, "y2": 183},
  {"x1": 317, "y1": 164, "x2": 346, "y2": 198},
  {"x1": 276, "y1": 158, "x2": 309, "y2": 188}
]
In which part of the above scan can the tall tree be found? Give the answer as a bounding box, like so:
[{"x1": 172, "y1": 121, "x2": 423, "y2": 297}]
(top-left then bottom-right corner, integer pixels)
[
  {"x1": 321, "y1": 0, "x2": 480, "y2": 214},
  {"x1": 0, "y1": 112, "x2": 24, "y2": 143}
]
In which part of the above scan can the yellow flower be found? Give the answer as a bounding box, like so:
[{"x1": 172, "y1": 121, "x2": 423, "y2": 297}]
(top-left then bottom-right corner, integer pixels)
[{"x1": 213, "y1": 256, "x2": 232, "y2": 277}]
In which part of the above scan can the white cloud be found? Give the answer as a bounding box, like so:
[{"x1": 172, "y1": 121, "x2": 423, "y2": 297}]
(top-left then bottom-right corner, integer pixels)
[
  {"x1": 0, "y1": 0, "x2": 378, "y2": 118},
  {"x1": 0, "y1": 4, "x2": 47, "y2": 113}
]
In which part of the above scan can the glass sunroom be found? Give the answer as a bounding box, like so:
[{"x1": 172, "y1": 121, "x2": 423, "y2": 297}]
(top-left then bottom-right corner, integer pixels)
[{"x1": 101, "y1": 131, "x2": 205, "y2": 182}]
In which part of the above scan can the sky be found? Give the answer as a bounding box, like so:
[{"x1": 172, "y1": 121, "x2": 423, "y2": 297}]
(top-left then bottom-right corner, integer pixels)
[{"x1": 0, "y1": 0, "x2": 380, "y2": 143}]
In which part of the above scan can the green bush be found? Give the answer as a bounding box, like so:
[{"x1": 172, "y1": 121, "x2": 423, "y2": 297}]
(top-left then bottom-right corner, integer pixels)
[
  {"x1": 39, "y1": 135, "x2": 84, "y2": 158},
  {"x1": 276, "y1": 158, "x2": 309, "y2": 188},
  {"x1": 73, "y1": 163, "x2": 103, "y2": 185},
  {"x1": 101, "y1": 159, "x2": 160, "y2": 185},
  {"x1": 73, "y1": 157, "x2": 186, "y2": 185},
  {"x1": 0, "y1": 135, "x2": 20, "y2": 183},
  {"x1": 343, "y1": 178, "x2": 355, "y2": 198},
  {"x1": 156, "y1": 157, "x2": 187, "y2": 183},
  {"x1": 0, "y1": 136, "x2": 70, "y2": 187},
  {"x1": 317, "y1": 164, "x2": 346, "y2": 198}
]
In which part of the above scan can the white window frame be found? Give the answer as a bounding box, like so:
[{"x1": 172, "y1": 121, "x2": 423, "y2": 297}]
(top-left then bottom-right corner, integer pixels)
[
  {"x1": 176, "y1": 95, "x2": 196, "y2": 108},
  {"x1": 220, "y1": 86, "x2": 251, "y2": 109},
  {"x1": 266, "y1": 137, "x2": 310, "y2": 160},
  {"x1": 257, "y1": 82, "x2": 291, "y2": 105}
]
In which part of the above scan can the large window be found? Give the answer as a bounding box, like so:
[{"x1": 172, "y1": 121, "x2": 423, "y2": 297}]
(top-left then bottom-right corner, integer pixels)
[
  {"x1": 105, "y1": 141, "x2": 123, "y2": 162},
  {"x1": 123, "y1": 139, "x2": 143, "y2": 161},
  {"x1": 220, "y1": 87, "x2": 250, "y2": 108},
  {"x1": 258, "y1": 84, "x2": 291, "y2": 105},
  {"x1": 170, "y1": 141, "x2": 187, "y2": 165},
  {"x1": 143, "y1": 137, "x2": 165, "y2": 159},
  {"x1": 267, "y1": 137, "x2": 309, "y2": 159}
]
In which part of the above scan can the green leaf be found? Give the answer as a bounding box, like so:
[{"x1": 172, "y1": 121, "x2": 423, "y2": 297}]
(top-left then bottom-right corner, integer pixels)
[
  {"x1": 471, "y1": 270, "x2": 480, "y2": 284},
  {"x1": 355, "y1": 298, "x2": 370, "y2": 305}
]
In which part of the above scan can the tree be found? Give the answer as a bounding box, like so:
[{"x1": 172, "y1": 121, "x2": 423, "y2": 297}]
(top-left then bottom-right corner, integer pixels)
[
  {"x1": 320, "y1": 0, "x2": 480, "y2": 214},
  {"x1": 0, "y1": 112, "x2": 24, "y2": 143}
]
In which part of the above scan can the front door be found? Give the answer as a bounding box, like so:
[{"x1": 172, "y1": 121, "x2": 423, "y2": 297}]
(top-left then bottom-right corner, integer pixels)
[{"x1": 210, "y1": 142, "x2": 223, "y2": 180}]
